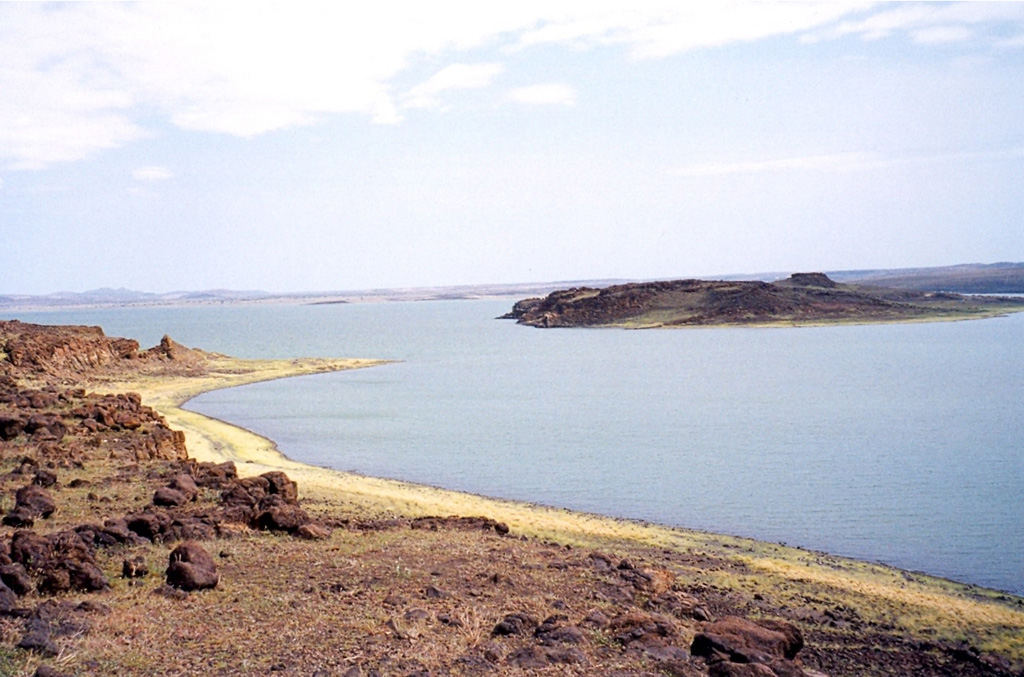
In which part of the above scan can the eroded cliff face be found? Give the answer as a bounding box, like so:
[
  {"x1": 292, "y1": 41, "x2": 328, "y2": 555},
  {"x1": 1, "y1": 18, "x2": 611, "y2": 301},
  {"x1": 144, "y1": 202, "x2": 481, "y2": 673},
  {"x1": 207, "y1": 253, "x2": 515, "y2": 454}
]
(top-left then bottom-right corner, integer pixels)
[
  {"x1": 1, "y1": 321, "x2": 140, "y2": 377},
  {"x1": 0, "y1": 320, "x2": 206, "y2": 381}
]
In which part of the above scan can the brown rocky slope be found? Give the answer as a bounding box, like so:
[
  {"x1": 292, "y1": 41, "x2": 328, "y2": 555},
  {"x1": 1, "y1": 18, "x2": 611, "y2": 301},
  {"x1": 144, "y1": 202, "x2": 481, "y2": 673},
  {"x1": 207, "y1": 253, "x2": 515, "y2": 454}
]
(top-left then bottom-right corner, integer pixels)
[{"x1": 0, "y1": 321, "x2": 1021, "y2": 675}]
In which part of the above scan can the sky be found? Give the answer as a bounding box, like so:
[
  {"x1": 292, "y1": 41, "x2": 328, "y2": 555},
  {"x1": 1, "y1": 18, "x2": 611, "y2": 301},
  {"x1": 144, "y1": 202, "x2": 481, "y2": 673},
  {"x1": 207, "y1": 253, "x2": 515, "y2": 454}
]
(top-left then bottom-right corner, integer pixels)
[{"x1": 1, "y1": 1, "x2": 1023, "y2": 295}]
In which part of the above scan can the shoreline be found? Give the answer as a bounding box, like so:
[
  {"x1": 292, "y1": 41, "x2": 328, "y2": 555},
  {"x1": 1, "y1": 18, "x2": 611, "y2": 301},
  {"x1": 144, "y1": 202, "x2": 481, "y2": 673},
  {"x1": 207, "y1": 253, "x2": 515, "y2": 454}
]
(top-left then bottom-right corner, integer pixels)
[{"x1": 90, "y1": 355, "x2": 1024, "y2": 662}]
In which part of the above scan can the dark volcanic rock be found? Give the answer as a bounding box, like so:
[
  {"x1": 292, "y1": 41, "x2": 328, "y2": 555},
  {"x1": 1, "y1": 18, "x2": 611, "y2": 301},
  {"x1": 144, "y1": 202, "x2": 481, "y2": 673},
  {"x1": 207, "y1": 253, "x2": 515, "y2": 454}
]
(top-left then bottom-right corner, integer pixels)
[
  {"x1": 535, "y1": 615, "x2": 585, "y2": 646},
  {"x1": 609, "y1": 611, "x2": 679, "y2": 649},
  {"x1": 194, "y1": 461, "x2": 238, "y2": 488},
  {"x1": 260, "y1": 471, "x2": 299, "y2": 503},
  {"x1": 693, "y1": 616, "x2": 809, "y2": 677},
  {"x1": 10, "y1": 530, "x2": 54, "y2": 571},
  {"x1": 692, "y1": 616, "x2": 803, "y2": 663},
  {"x1": 33, "y1": 665, "x2": 70, "y2": 677},
  {"x1": 18, "y1": 618, "x2": 58, "y2": 656},
  {"x1": 10, "y1": 485, "x2": 57, "y2": 520},
  {"x1": 254, "y1": 502, "x2": 311, "y2": 533},
  {"x1": 778, "y1": 272, "x2": 836, "y2": 288},
  {"x1": 0, "y1": 581, "x2": 18, "y2": 613},
  {"x1": 0, "y1": 414, "x2": 25, "y2": 440},
  {"x1": 492, "y1": 612, "x2": 537, "y2": 637},
  {"x1": 122, "y1": 555, "x2": 149, "y2": 579},
  {"x1": 0, "y1": 563, "x2": 34, "y2": 596},
  {"x1": 166, "y1": 541, "x2": 218, "y2": 591},
  {"x1": 127, "y1": 510, "x2": 173, "y2": 541},
  {"x1": 152, "y1": 486, "x2": 189, "y2": 507},
  {"x1": 38, "y1": 530, "x2": 109, "y2": 594},
  {"x1": 167, "y1": 473, "x2": 199, "y2": 500},
  {"x1": 32, "y1": 469, "x2": 58, "y2": 488}
]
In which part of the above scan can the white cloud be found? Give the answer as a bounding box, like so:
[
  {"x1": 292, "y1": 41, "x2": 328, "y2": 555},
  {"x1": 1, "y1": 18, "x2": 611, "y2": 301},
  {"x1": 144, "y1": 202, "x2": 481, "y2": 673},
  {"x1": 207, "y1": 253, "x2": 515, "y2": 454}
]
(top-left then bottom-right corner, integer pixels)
[
  {"x1": 673, "y1": 152, "x2": 884, "y2": 177},
  {"x1": 514, "y1": 2, "x2": 875, "y2": 58},
  {"x1": 506, "y1": 83, "x2": 576, "y2": 106},
  {"x1": 404, "y1": 63, "x2": 504, "y2": 110},
  {"x1": 996, "y1": 33, "x2": 1024, "y2": 49},
  {"x1": 132, "y1": 166, "x2": 173, "y2": 182},
  {"x1": 2, "y1": 2, "x2": 1023, "y2": 170},
  {"x1": 672, "y1": 148, "x2": 1024, "y2": 178},
  {"x1": 911, "y1": 25, "x2": 974, "y2": 45},
  {"x1": 823, "y1": 3, "x2": 1024, "y2": 42}
]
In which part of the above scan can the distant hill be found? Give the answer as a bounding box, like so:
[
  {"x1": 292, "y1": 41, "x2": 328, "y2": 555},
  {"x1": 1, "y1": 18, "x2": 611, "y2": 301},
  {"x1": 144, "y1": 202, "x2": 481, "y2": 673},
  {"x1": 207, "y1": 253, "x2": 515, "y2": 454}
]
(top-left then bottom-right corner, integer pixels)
[
  {"x1": 0, "y1": 281, "x2": 623, "y2": 311},
  {"x1": 500, "y1": 273, "x2": 1024, "y2": 328},
  {"x1": 826, "y1": 262, "x2": 1024, "y2": 293},
  {"x1": 0, "y1": 288, "x2": 274, "y2": 310}
]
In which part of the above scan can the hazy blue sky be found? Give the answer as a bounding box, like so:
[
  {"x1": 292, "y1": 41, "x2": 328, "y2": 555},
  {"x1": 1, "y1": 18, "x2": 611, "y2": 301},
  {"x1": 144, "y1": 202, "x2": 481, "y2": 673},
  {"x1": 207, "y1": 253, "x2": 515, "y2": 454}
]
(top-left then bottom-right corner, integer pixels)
[{"x1": 2, "y1": 2, "x2": 1023, "y2": 294}]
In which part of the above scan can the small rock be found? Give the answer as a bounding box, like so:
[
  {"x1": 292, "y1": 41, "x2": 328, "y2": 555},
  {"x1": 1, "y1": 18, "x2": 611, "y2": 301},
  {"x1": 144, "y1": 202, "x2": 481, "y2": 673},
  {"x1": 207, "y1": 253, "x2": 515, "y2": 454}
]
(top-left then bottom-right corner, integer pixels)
[
  {"x1": 18, "y1": 619, "x2": 57, "y2": 656},
  {"x1": 692, "y1": 616, "x2": 804, "y2": 664},
  {"x1": 260, "y1": 471, "x2": 299, "y2": 503},
  {"x1": 122, "y1": 556, "x2": 149, "y2": 578},
  {"x1": 507, "y1": 646, "x2": 549, "y2": 669},
  {"x1": 33, "y1": 665, "x2": 69, "y2": 677},
  {"x1": 0, "y1": 563, "x2": 34, "y2": 595},
  {"x1": 32, "y1": 470, "x2": 58, "y2": 488},
  {"x1": 153, "y1": 584, "x2": 189, "y2": 600},
  {"x1": 254, "y1": 504, "x2": 310, "y2": 533},
  {"x1": 492, "y1": 612, "x2": 537, "y2": 637},
  {"x1": 167, "y1": 474, "x2": 198, "y2": 500},
  {"x1": 152, "y1": 486, "x2": 188, "y2": 507},
  {"x1": 295, "y1": 523, "x2": 331, "y2": 540},
  {"x1": 424, "y1": 585, "x2": 450, "y2": 599},
  {"x1": 0, "y1": 581, "x2": 18, "y2": 613},
  {"x1": 166, "y1": 541, "x2": 218, "y2": 591}
]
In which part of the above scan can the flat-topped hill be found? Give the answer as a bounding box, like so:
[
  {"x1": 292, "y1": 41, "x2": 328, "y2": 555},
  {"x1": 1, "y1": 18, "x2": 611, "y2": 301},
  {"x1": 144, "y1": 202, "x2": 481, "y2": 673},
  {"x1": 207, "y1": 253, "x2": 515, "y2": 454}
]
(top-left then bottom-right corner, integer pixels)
[{"x1": 500, "y1": 274, "x2": 1024, "y2": 328}]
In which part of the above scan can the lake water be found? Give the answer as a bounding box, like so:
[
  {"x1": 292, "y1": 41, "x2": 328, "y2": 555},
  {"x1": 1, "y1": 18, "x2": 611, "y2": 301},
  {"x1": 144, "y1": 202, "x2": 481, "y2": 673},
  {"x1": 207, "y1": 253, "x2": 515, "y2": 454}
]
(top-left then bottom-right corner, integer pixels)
[{"x1": 6, "y1": 301, "x2": 1023, "y2": 595}]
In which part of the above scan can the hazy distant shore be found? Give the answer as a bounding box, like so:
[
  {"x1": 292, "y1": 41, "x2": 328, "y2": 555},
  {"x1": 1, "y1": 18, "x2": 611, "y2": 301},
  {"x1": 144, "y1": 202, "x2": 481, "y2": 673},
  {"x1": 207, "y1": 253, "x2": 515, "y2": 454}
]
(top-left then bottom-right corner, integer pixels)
[{"x1": 6, "y1": 262, "x2": 1023, "y2": 314}]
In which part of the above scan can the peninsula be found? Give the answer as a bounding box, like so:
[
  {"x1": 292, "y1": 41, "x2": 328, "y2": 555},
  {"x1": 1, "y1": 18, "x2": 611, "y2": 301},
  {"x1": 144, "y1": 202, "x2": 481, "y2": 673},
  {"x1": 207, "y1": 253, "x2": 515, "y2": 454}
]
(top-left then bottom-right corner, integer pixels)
[
  {"x1": 500, "y1": 273, "x2": 1024, "y2": 328},
  {"x1": 1, "y1": 320, "x2": 1021, "y2": 676}
]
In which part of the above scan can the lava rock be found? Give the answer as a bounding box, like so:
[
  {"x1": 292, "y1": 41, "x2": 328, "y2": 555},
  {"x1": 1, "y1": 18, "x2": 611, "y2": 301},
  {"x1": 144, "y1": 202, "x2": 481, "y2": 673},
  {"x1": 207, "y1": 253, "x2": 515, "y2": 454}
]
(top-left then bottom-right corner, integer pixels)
[{"x1": 166, "y1": 541, "x2": 218, "y2": 591}]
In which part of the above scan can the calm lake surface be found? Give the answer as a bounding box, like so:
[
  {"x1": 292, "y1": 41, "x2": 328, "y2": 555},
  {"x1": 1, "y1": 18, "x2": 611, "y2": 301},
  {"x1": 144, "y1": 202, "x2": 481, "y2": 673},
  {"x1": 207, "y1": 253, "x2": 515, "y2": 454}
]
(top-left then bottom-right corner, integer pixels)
[{"x1": 6, "y1": 301, "x2": 1023, "y2": 595}]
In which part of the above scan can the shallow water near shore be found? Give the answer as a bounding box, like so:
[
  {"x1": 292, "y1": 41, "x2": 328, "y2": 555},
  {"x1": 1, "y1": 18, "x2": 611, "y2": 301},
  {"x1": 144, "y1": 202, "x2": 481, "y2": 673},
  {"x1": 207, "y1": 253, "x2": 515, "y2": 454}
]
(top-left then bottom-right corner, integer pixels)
[{"x1": 7, "y1": 300, "x2": 1024, "y2": 595}]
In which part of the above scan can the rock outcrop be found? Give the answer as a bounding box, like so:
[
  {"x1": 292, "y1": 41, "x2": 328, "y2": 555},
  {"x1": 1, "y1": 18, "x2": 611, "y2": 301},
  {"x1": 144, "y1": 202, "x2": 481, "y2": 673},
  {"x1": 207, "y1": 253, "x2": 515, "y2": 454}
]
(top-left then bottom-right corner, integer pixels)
[
  {"x1": 166, "y1": 541, "x2": 219, "y2": 591},
  {"x1": 0, "y1": 321, "x2": 207, "y2": 381}
]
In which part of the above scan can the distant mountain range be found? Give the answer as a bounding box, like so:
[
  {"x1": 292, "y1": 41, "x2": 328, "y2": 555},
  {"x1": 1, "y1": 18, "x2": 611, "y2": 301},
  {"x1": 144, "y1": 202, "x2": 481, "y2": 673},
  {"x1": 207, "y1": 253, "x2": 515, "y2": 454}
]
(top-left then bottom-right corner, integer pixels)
[
  {"x1": 824, "y1": 262, "x2": 1024, "y2": 293},
  {"x1": 0, "y1": 287, "x2": 274, "y2": 310},
  {"x1": 2, "y1": 263, "x2": 1021, "y2": 311}
]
